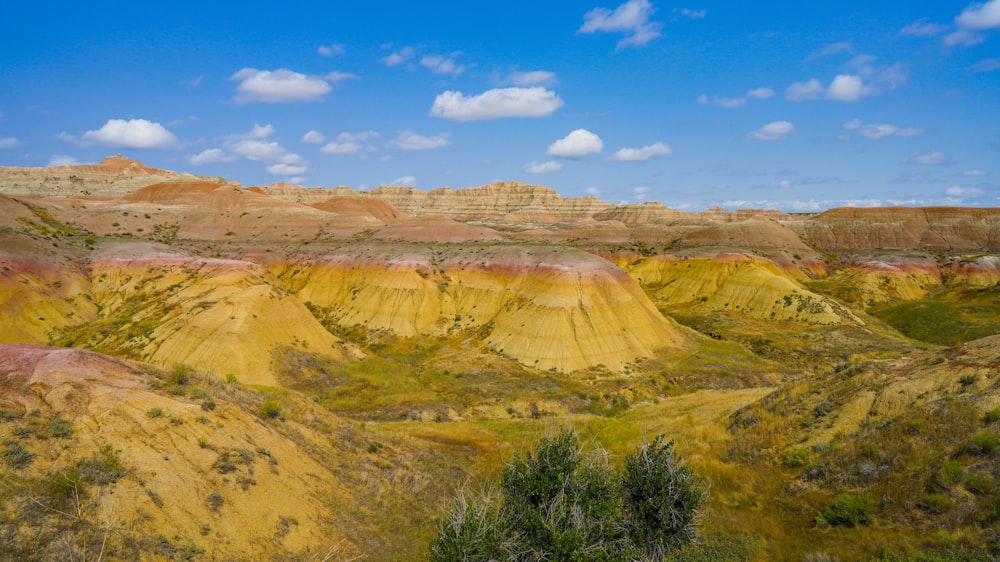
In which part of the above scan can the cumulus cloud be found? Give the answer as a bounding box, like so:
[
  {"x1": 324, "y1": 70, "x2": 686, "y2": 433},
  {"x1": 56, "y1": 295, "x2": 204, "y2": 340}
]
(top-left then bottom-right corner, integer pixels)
[
  {"x1": 785, "y1": 79, "x2": 824, "y2": 101},
  {"x1": 319, "y1": 131, "x2": 379, "y2": 155},
  {"x1": 899, "y1": 18, "x2": 948, "y2": 37},
  {"x1": 317, "y1": 44, "x2": 344, "y2": 57},
  {"x1": 963, "y1": 169, "x2": 988, "y2": 177},
  {"x1": 188, "y1": 148, "x2": 237, "y2": 165},
  {"x1": 826, "y1": 74, "x2": 867, "y2": 101},
  {"x1": 266, "y1": 163, "x2": 308, "y2": 175},
  {"x1": 846, "y1": 121, "x2": 929, "y2": 140},
  {"x1": 610, "y1": 142, "x2": 671, "y2": 161},
  {"x1": 0, "y1": 137, "x2": 21, "y2": 149},
  {"x1": 391, "y1": 130, "x2": 450, "y2": 151},
  {"x1": 320, "y1": 141, "x2": 362, "y2": 155},
  {"x1": 302, "y1": 130, "x2": 325, "y2": 144},
  {"x1": 430, "y1": 87, "x2": 564, "y2": 121},
  {"x1": 699, "y1": 86, "x2": 774, "y2": 108},
  {"x1": 231, "y1": 68, "x2": 354, "y2": 103},
  {"x1": 956, "y1": 0, "x2": 1000, "y2": 30},
  {"x1": 420, "y1": 54, "x2": 466, "y2": 76},
  {"x1": 523, "y1": 160, "x2": 562, "y2": 173},
  {"x1": 188, "y1": 124, "x2": 306, "y2": 175},
  {"x1": 945, "y1": 0, "x2": 1000, "y2": 46},
  {"x1": 913, "y1": 151, "x2": 946, "y2": 165},
  {"x1": 504, "y1": 70, "x2": 558, "y2": 87},
  {"x1": 547, "y1": 129, "x2": 604, "y2": 158},
  {"x1": 82, "y1": 118, "x2": 178, "y2": 149},
  {"x1": 747, "y1": 121, "x2": 795, "y2": 141},
  {"x1": 47, "y1": 155, "x2": 81, "y2": 166},
  {"x1": 382, "y1": 46, "x2": 415, "y2": 66},
  {"x1": 578, "y1": 0, "x2": 664, "y2": 49},
  {"x1": 390, "y1": 175, "x2": 417, "y2": 186}
]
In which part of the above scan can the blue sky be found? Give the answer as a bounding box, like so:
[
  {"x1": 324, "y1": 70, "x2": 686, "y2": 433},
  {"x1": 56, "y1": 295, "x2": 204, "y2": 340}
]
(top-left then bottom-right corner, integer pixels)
[{"x1": 1, "y1": 1, "x2": 998, "y2": 211}]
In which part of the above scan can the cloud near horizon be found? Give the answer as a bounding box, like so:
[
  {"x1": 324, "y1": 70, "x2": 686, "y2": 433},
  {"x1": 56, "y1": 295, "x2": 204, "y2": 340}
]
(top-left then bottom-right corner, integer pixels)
[
  {"x1": 391, "y1": 130, "x2": 450, "y2": 151},
  {"x1": 430, "y1": 87, "x2": 564, "y2": 121},
  {"x1": 82, "y1": 118, "x2": 178, "y2": 149}
]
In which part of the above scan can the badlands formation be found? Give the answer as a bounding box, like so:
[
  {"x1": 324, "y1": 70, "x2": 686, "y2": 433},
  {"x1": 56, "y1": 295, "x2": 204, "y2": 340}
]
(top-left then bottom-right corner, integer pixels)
[{"x1": 1, "y1": 157, "x2": 1000, "y2": 559}]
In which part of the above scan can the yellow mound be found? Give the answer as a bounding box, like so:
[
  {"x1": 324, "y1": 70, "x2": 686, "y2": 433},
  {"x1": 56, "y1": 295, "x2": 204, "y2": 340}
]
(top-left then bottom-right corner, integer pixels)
[
  {"x1": 627, "y1": 254, "x2": 861, "y2": 324},
  {"x1": 79, "y1": 243, "x2": 348, "y2": 385},
  {"x1": 280, "y1": 246, "x2": 686, "y2": 372}
]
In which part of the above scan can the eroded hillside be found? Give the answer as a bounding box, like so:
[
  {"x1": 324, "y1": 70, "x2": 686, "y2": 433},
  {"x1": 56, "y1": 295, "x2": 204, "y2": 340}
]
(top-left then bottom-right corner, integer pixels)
[{"x1": 2, "y1": 158, "x2": 1000, "y2": 560}]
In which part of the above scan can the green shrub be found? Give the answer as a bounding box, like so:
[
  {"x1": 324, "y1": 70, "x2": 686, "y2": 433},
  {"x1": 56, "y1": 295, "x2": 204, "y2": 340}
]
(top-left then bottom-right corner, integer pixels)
[
  {"x1": 167, "y1": 364, "x2": 193, "y2": 386},
  {"x1": 429, "y1": 428, "x2": 705, "y2": 561},
  {"x1": 3, "y1": 444, "x2": 34, "y2": 469},
  {"x1": 918, "y1": 493, "x2": 953, "y2": 514},
  {"x1": 816, "y1": 493, "x2": 873, "y2": 528},
  {"x1": 782, "y1": 447, "x2": 811, "y2": 468},
  {"x1": 935, "y1": 460, "x2": 966, "y2": 488},
  {"x1": 967, "y1": 430, "x2": 1000, "y2": 455},
  {"x1": 259, "y1": 400, "x2": 282, "y2": 420},
  {"x1": 48, "y1": 416, "x2": 72, "y2": 438},
  {"x1": 965, "y1": 473, "x2": 994, "y2": 495},
  {"x1": 985, "y1": 409, "x2": 1000, "y2": 424},
  {"x1": 147, "y1": 407, "x2": 163, "y2": 418}
]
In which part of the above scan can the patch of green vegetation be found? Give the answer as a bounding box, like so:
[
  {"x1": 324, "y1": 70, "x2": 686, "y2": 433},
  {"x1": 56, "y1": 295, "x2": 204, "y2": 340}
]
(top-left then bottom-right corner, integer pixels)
[
  {"x1": 871, "y1": 285, "x2": 1000, "y2": 345},
  {"x1": 816, "y1": 493, "x2": 874, "y2": 527}
]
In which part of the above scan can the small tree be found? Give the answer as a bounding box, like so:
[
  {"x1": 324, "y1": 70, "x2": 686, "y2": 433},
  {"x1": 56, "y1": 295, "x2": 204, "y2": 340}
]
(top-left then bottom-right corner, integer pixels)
[{"x1": 428, "y1": 428, "x2": 705, "y2": 561}]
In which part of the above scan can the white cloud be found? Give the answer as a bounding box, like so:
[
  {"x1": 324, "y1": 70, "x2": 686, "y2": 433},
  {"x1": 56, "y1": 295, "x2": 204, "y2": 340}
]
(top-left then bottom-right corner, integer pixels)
[
  {"x1": 82, "y1": 118, "x2": 178, "y2": 149},
  {"x1": 0, "y1": 137, "x2": 21, "y2": 149},
  {"x1": 675, "y1": 8, "x2": 706, "y2": 19},
  {"x1": 785, "y1": 79, "x2": 824, "y2": 101},
  {"x1": 843, "y1": 118, "x2": 862, "y2": 130},
  {"x1": 47, "y1": 155, "x2": 81, "y2": 166},
  {"x1": 826, "y1": 74, "x2": 867, "y2": 101},
  {"x1": 578, "y1": 0, "x2": 664, "y2": 50},
  {"x1": 325, "y1": 71, "x2": 359, "y2": 82},
  {"x1": 547, "y1": 129, "x2": 604, "y2": 158},
  {"x1": 956, "y1": 0, "x2": 1000, "y2": 30},
  {"x1": 631, "y1": 186, "x2": 650, "y2": 201},
  {"x1": 899, "y1": 18, "x2": 948, "y2": 37},
  {"x1": 585, "y1": 186, "x2": 601, "y2": 196},
  {"x1": 317, "y1": 44, "x2": 344, "y2": 57},
  {"x1": 302, "y1": 130, "x2": 325, "y2": 144},
  {"x1": 610, "y1": 142, "x2": 671, "y2": 161},
  {"x1": 945, "y1": 186, "x2": 984, "y2": 197},
  {"x1": 714, "y1": 96, "x2": 746, "y2": 108},
  {"x1": 747, "y1": 121, "x2": 795, "y2": 141},
  {"x1": 430, "y1": 87, "x2": 564, "y2": 121},
  {"x1": 963, "y1": 169, "x2": 989, "y2": 177},
  {"x1": 946, "y1": 29, "x2": 986, "y2": 47},
  {"x1": 188, "y1": 148, "x2": 237, "y2": 165},
  {"x1": 913, "y1": 151, "x2": 946, "y2": 165},
  {"x1": 746, "y1": 87, "x2": 774, "y2": 99},
  {"x1": 696, "y1": 94, "x2": 708, "y2": 104},
  {"x1": 390, "y1": 175, "x2": 417, "y2": 186},
  {"x1": 320, "y1": 131, "x2": 379, "y2": 155},
  {"x1": 523, "y1": 160, "x2": 562, "y2": 173},
  {"x1": 420, "y1": 54, "x2": 466, "y2": 76},
  {"x1": 505, "y1": 70, "x2": 558, "y2": 87},
  {"x1": 971, "y1": 58, "x2": 1000, "y2": 71},
  {"x1": 807, "y1": 41, "x2": 853, "y2": 60},
  {"x1": 858, "y1": 124, "x2": 899, "y2": 139},
  {"x1": 392, "y1": 130, "x2": 450, "y2": 151},
  {"x1": 382, "y1": 46, "x2": 415, "y2": 66},
  {"x1": 231, "y1": 68, "x2": 335, "y2": 103},
  {"x1": 896, "y1": 127, "x2": 926, "y2": 137},
  {"x1": 266, "y1": 163, "x2": 308, "y2": 176}
]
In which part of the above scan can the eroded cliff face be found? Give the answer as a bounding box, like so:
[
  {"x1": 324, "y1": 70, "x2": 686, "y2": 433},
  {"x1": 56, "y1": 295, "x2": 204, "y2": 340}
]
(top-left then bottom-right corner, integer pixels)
[
  {"x1": 272, "y1": 245, "x2": 687, "y2": 372},
  {"x1": 792, "y1": 207, "x2": 1000, "y2": 251},
  {"x1": 0, "y1": 156, "x2": 223, "y2": 197},
  {"x1": 626, "y1": 253, "x2": 863, "y2": 325}
]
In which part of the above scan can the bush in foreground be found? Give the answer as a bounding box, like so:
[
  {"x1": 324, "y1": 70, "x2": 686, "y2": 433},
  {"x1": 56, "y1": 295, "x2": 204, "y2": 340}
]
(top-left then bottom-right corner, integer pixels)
[{"x1": 428, "y1": 428, "x2": 705, "y2": 561}]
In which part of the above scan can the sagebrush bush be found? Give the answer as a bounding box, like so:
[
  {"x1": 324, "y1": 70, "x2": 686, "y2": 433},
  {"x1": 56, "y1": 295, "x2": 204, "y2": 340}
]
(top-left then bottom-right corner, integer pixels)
[
  {"x1": 428, "y1": 428, "x2": 705, "y2": 561},
  {"x1": 815, "y1": 493, "x2": 873, "y2": 528},
  {"x1": 918, "y1": 493, "x2": 953, "y2": 514}
]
